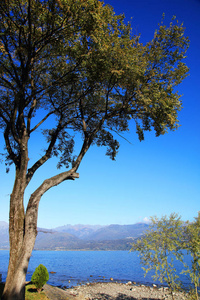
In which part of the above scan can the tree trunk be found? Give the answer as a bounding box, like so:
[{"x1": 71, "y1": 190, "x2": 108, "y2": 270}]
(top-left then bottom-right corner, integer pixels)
[
  {"x1": 2, "y1": 173, "x2": 79, "y2": 300},
  {"x1": 2, "y1": 144, "x2": 35, "y2": 300},
  {"x1": 2, "y1": 137, "x2": 85, "y2": 300},
  {"x1": 2, "y1": 188, "x2": 38, "y2": 300}
]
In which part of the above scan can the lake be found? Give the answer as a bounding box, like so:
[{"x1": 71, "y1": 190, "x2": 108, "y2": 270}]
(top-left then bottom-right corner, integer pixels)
[{"x1": 0, "y1": 250, "x2": 191, "y2": 288}]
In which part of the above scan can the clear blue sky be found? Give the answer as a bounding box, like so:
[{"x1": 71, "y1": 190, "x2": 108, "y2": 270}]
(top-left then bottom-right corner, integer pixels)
[{"x1": 0, "y1": 0, "x2": 199, "y2": 228}]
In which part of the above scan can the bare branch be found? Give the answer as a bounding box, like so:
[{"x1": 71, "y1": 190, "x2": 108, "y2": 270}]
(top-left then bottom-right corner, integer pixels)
[
  {"x1": 0, "y1": 76, "x2": 16, "y2": 92},
  {"x1": 106, "y1": 127, "x2": 132, "y2": 145},
  {"x1": 2, "y1": 36, "x2": 21, "y2": 87},
  {"x1": 26, "y1": 118, "x2": 66, "y2": 185},
  {"x1": 4, "y1": 124, "x2": 18, "y2": 166},
  {"x1": 29, "y1": 110, "x2": 55, "y2": 134},
  {"x1": 0, "y1": 103, "x2": 10, "y2": 123}
]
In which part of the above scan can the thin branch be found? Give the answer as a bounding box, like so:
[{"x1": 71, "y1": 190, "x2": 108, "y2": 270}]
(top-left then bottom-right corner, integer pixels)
[
  {"x1": 0, "y1": 103, "x2": 11, "y2": 122},
  {"x1": 29, "y1": 110, "x2": 55, "y2": 133},
  {"x1": 27, "y1": 70, "x2": 38, "y2": 133},
  {"x1": 2, "y1": 36, "x2": 21, "y2": 87},
  {"x1": 4, "y1": 124, "x2": 18, "y2": 166},
  {"x1": 26, "y1": 118, "x2": 65, "y2": 185},
  {"x1": 0, "y1": 76, "x2": 16, "y2": 92},
  {"x1": 9, "y1": 102, "x2": 21, "y2": 144},
  {"x1": 105, "y1": 126, "x2": 133, "y2": 145},
  {"x1": 0, "y1": 62, "x2": 20, "y2": 86}
]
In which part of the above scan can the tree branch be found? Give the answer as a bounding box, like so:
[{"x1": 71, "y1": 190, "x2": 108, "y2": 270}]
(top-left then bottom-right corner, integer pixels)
[
  {"x1": 26, "y1": 118, "x2": 65, "y2": 185},
  {"x1": 26, "y1": 136, "x2": 93, "y2": 213},
  {"x1": 4, "y1": 124, "x2": 18, "y2": 166},
  {"x1": 0, "y1": 103, "x2": 11, "y2": 123},
  {"x1": 29, "y1": 110, "x2": 55, "y2": 134},
  {"x1": 106, "y1": 126, "x2": 133, "y2": 145},
  {"x1": 2, "y1": 36, "x2": 21, "y2": 87}
]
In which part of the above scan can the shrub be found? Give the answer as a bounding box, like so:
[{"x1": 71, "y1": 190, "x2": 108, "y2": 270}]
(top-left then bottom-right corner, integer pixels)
[{"x1": 31, "y1": 264, "x2": 49, "y2": 292}]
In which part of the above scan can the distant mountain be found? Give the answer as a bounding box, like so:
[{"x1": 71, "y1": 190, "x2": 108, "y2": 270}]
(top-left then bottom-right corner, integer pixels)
[
  {"x1": 0, "y1": 221, "x2": 9, "y2": 230},
  {"x1": 35, "y1": 229, "x2": 80, "y2": 250},
  {"x1": 85, "y1": 223, "x2": 149, "y2": 241},
  {"x1": 34, "y1": 230, "x2": 133, "y2": 251},
  {"x1": 0, "y1": 221, "x2": 9, "y2": 249},
  {"x1": 0, "y1": 222, "x2": 149, "y2": 250},
  {"x1": 54, "y1": 224, "x2": 103, "y2": 239},
  {"x1": 53, "y1": 223, "x2": 149, "y2": 241}
]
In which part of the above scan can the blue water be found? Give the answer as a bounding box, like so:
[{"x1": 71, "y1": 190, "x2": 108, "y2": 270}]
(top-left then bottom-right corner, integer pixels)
[{"x1": 0, "y1": 250, "x2": 192, "y2": 288}]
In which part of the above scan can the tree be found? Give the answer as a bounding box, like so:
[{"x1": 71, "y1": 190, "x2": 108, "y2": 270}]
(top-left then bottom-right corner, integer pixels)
[
  {"x1": 0, "y1": 0, "x2": 189, "y2": 298},
  {"x1": 182, "y1": 213, "x2": 200, "y2": 300},
  {"x1": 31, "y1": 264, "x2": 49, "y2": 293},
  {"x1": 131, "y1": 214, "x2": 185, "y2": 300}
]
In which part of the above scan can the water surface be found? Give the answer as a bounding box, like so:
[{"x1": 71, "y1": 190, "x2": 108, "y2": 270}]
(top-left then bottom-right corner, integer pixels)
[{"x1": 0, "y1": 250, "x2": 191, "y2": 288}]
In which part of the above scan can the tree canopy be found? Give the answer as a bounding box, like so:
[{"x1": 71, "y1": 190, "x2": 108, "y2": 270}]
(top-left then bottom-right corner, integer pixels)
[{"x1": 0, "y1": 0, "x2": 189, "y2": 175}]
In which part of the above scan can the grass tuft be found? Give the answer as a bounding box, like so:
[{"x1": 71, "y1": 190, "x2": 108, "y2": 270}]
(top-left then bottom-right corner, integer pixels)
[{"x1": 0, "y1": 283, "x2": 49, "y2": 300}]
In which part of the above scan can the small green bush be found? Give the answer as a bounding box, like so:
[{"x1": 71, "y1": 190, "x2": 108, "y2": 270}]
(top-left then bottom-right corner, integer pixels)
[{"x1": 31, "y1": 264, "x2": 49, "y2": 292}]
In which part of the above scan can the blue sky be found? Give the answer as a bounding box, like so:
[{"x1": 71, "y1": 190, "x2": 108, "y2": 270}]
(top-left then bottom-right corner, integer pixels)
[{"x1": 0, "y1": 0, "x2": 199, "y2": 228}]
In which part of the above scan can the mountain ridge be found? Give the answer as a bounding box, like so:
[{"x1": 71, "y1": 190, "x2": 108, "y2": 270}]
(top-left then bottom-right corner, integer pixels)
[{"x1": 0, "y1": 221, "x2": 149, "y2": 250}]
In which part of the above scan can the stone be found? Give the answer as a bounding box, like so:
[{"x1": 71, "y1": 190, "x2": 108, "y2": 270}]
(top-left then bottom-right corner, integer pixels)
[{"x1": 70, "y1": 291, "x2": 78, "y2": 296}]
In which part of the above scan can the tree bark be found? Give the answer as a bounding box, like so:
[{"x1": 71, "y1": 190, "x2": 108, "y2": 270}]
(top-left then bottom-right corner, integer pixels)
[
  {"x1": 2, "y1": 175, "x2": 29, "y2": 300},
  {"x1": 2, "y1": 136, "x2": 88, "y2": 300},
  {"x1": 2, "y1": 171, "x2": 80, "y2": 300},
  {"x1": 2, "y1": 133, "x2": 35, "y2": 300}
]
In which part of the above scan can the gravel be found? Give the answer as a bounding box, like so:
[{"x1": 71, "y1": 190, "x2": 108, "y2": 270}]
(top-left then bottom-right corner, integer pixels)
[{"x1": 66, "y1": 282, "x2": 189, "y2": 300}]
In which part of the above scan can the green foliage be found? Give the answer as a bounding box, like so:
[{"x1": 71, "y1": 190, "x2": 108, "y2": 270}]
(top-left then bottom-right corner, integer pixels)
[
  {"x1": 31, "y1": 264, "x2": 49, "y2": 292},
  {"x1": 182, "y1": 213, "x2": 200, "y2": 300},
  {"x1": 131, "y1": 213, "x2": 200, "y2": 299},
  {"x1": 131, "y1": 213, "x2": 184, "y2": 299},
  {"x1": 0, "y1": 0, "x2": 189, "y2": 174}
]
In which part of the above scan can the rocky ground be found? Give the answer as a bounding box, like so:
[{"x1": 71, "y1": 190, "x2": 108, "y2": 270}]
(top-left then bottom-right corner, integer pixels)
[{"x1": 44, "y1": 281, "x2": 190, "y2": 300}]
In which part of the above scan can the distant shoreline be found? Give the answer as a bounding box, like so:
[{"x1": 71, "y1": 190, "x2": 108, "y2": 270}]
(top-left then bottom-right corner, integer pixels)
[{"x1": 0, "y1": 248, "x2": 131, "y2": 251}]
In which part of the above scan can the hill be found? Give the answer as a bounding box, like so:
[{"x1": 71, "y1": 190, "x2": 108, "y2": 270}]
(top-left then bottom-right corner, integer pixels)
[
  {"x1": 0, "y1": 222, "x2": 148, "y2": 250},
  {"x1": 54, "y1": 224, "x2": 103, "y2": 239},
  {"x1": 85, "y1": 223, "x2": 149, "y2": 241}
]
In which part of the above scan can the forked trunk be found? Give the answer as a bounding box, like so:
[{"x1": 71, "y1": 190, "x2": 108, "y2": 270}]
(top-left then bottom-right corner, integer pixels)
[
  {"x1": 1, "y1": 246, "x2": 35, "y2": 300},
  {"x1": 2, "y1": 159, "x2": 38, "y2": 300},
  {"x1": 2, "y1": 136, "x2": 84, "y2": 300},
  {"x1": 2, "y1": 191, "x2": 38, "y2": 300}
]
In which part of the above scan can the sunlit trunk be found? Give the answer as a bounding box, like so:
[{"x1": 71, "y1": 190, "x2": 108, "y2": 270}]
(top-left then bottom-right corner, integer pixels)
[
  {"x1": 2, "y1": 134, "x2": 84, "y2": 300},
  {"x1": 2, "y1": 182, "x2": 39, "y2": 300},
  {"x1": 1, "y1": 138, "x2": 34, "y2": 300}
]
